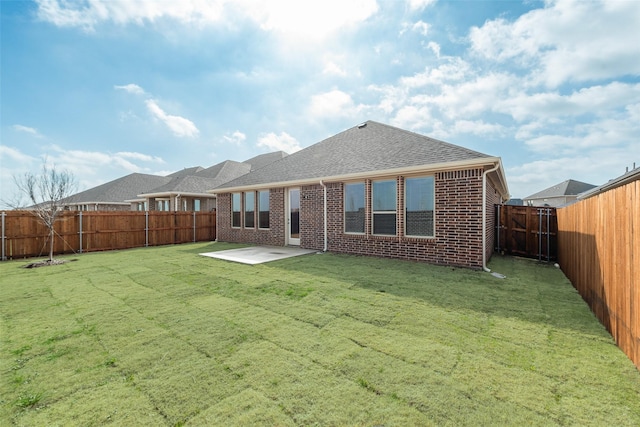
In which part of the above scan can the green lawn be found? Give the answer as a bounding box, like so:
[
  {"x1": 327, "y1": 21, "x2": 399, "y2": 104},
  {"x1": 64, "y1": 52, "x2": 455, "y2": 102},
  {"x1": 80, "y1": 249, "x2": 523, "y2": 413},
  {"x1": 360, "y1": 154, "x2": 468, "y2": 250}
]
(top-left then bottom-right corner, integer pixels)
[{"x1": 1, "y1": 242, "x2": 639, "y2": 426}]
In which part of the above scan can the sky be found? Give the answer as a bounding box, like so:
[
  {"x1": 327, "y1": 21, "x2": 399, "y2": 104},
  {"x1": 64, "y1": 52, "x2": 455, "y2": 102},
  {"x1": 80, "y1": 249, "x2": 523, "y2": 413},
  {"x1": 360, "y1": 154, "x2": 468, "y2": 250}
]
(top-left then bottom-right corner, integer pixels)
[{"x1": 1, "y1": 0, "x2": 639, "y2": 208}]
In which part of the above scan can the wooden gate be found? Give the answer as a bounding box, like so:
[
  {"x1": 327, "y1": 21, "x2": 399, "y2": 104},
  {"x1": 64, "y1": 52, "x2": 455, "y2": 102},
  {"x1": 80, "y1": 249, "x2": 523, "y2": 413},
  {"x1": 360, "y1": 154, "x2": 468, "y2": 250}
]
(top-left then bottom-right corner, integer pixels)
[{"x1": 495, "y1": 205, "x2": 557, "y2": 261}]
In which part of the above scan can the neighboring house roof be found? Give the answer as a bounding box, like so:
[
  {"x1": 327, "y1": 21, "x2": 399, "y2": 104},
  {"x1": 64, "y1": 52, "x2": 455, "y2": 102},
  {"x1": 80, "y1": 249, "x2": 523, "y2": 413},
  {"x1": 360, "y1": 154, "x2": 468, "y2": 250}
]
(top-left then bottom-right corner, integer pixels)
[
  {"x1": 136, "y1": 159, "x2": 257, "y2": 198},
  {"x1": 505, "y1": 198, "x2": 524, "y2": 206},
  {"x1": 214, "y1": 121, "x2": 508, "y2": 197},
  {"x1": 195, "y1": 160, "x2": 252, "y2": 181},
  {"x1": 243, "y1": 151, "x2": 289, "y2": 171},
  {"x1": 578, "y1": 166, "x2": 640, "y2": 200},
  {"x1": 166, "y1": 166, "x2": 204, "y2": 178},
  {"x1": 67, "y1": 173, "x2": 171, "y2": 205},
  {"x1": 525, "y1": 179, "x2": 596, "y2": 200}
]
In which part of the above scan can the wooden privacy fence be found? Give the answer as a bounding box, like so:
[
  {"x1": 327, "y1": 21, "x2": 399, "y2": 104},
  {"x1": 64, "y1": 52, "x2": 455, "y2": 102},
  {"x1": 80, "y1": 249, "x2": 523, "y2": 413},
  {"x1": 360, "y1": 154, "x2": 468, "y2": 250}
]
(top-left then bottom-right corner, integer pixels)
[
  {"x1": 1, "y1": 210, "x2": 216, "y2": 260},
  {"x1": 557, "y1": 180, "x2": 639, "y2": 370},
  {"x1": 495, "y1": 204, "x2": 557, "y2": 261}
]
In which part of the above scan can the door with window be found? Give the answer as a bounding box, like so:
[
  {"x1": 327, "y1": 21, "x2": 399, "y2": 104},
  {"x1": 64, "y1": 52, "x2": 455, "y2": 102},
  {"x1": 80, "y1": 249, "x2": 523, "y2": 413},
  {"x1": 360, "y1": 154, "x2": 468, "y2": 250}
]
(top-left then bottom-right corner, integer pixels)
[{"x1": 287, "y1": 188, "x2": 300, "y2": 245}]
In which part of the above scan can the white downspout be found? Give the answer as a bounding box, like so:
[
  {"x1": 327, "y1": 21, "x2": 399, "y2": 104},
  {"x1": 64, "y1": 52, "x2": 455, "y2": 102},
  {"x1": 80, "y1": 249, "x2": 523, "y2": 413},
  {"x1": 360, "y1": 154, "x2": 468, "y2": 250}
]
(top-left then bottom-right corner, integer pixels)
[
  {"x1": 482, "y1": 163, "x2": 500, "y2": 272},
  {"x1": 320, "y1": 180, "x2": 327, "y2": 252}
]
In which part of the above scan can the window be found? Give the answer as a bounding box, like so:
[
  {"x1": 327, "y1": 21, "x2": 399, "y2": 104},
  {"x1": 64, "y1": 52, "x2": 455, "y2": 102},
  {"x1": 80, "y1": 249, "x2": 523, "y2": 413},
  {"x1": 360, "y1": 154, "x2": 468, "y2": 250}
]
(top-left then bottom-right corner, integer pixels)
[
  {"x1": 232, "y1": 193, "x2": 241, "y2": 227},
  {"x1": 244, "y1": 192, "x2": 255, "y2": 228},
  {"x1": 157, "y1": 200, "x2": 169, "y2": 211},
  {"x1": 405, "y1": 176, "x2": 435, "y2": 237},
  {"x1": 372, "y1": 180, "x2": 396, "y2": 235},
  {"x1": 344, "y1": 182, "x2": 365, "y2": 233},
  {"x1": 194, "y1": 199, "x2": 201, "y2": 212},
  {"x1": 258, "y1": 190, "x2": 270, "y2": 229}
]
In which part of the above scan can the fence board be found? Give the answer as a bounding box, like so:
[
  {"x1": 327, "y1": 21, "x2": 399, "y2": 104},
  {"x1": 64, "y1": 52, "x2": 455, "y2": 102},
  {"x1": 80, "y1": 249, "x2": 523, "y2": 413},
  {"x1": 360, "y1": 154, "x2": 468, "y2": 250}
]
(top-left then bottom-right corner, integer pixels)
[
  {"x1": 1, "y1": 211, "x2": 216, "y2": 260},
  {"x1": 557, "y1": 180, "x2": 639, "y2": 370},
  {"x1": 495, "y1": 205, "x2": 557, "y2": 261}
]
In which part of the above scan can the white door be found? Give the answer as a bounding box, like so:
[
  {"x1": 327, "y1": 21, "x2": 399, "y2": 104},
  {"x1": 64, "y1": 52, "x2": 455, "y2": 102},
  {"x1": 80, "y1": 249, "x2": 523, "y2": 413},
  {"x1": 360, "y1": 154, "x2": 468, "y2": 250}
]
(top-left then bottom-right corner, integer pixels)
[{"x1": 287, "y1": 188, "x2": 300, "y2": 246}]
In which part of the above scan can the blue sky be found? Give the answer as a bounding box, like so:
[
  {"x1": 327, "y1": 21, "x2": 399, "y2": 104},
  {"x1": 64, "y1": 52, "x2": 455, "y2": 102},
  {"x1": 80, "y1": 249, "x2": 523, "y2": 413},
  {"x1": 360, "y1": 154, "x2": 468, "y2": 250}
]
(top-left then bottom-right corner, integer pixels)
[{"x1": 1, "y1": 0, "x2": 639, "y2": 207}]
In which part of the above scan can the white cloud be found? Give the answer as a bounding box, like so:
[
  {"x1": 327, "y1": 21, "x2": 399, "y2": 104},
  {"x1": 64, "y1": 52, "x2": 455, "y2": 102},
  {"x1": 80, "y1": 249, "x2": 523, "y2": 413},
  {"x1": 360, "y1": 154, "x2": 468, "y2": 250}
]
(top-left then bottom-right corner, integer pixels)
[
  {"x1": 257, "y1": 132, "x2": 302, "y2": 153},
  {"x1": 116, "y1": 152, "x2": 165, "y2": 163},
  {"x1": 145, "y1": 99, "x2": 199, "y2": 138},
  {"x1": 243, "y1": 0, "x2": 378, "y2": 40},
  {"x1": 309, "y1": 89, "x2": 360, "y2": 118},
  {"x1": 412, "y1": 20, "x2": 430, "y2": 36},
  {"x1": 426, "y1": 41, "x2": 440, "y2": 58},
  {"x1": 507, "y1": 146, "x2": 631, "y2": 198},
  {"x1": 399, "y1": 58, "x2": 471, "y2": 88},
  {"x1": 497, "y1": 82, "x2": 640, "y2": 122},
  {"x1": 114, "y1": 83, "x2": 145, "y2": 95},
  {"x1": 0, "y1": 145, "x2": 37, "y2": 164},
  {"x1": 450, "y1": 120, "x2": 505, "y2": 137},
  {"x1": 222, "y1": 131, "x2": 246, "y2": 145},
  {"x1": 36, "y1": 0, "x2": 226, "y2": 30},
  {"x1": 12, "y1": 124, "x2": 43, "y2": 138},
  {"x1": 36, "y1": 0, "x2": 379, "y2": 39},
  {"x1": 407, "y1": 0, "x2": 437, "y2": 12},
  {"x1": 469, "y1": 0, "x2": 640, "y2": 87},
  {"x1": 323, "y1": 61, "x2": 347, "y2": 77}
]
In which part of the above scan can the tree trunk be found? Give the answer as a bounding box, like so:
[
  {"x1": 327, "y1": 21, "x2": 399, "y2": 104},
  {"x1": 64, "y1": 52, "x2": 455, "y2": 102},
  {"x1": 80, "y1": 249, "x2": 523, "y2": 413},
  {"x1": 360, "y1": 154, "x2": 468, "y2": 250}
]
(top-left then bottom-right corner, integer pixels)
[{"x1": 49, "y1": 227, "x2": 54, "y2": 262}]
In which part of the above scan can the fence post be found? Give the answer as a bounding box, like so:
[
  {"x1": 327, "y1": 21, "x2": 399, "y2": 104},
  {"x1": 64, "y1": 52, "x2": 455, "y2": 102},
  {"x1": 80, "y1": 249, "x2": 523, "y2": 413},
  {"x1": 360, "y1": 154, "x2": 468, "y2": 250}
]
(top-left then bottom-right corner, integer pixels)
[
  {"x1": 546, "y1": 208, "x2": 550, "y2": 262},
  {"x1": 145, "y1": 211, "x2": 149, "y2": 247},
  {"x1": 193, "y1": 212, "x2": 196, "y2": 242},
  {"x1": 538, "y1": 208, "x2": 543, "y2": 261},
  {"x1": 495, "y1": 204, "x2": 501, "y2": 252},
  {"x1": 78, "y1": 211, "x2": 83, "y2": 254},
  {"x1": 1, "y1": 211, "x2": 5, "y2": 261}
]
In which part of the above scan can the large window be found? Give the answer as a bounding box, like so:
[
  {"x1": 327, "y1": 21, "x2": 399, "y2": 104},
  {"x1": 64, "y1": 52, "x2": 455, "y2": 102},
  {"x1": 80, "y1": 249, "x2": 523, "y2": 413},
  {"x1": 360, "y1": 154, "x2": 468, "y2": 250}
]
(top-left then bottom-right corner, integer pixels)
[
  {"x1": 258, "y1": 190, "x2": 270, "y2": 229},
  {"x1": 372, "y1": 180, "x2": 396, "y2": 235},
  {"x1": 405, "y1": 176, "x2": 435, "y2": 237},
  {"x1": 232, "y1": 193, "x2": 241, "y2": 228},
  {"x1": 244, "y1": 192, "x2": 255, "y2": 228},
  {"x1": 344, "y1": 182, "x2": 365, "y2": 233}
]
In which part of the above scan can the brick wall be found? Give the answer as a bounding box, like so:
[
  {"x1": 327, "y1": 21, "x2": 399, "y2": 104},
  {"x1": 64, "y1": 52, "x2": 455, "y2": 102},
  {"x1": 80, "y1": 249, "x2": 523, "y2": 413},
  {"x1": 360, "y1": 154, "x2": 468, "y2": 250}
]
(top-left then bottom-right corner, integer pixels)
[
  {"x1": 300, "y1": 185, "x2": 325, "y2": 250},
  {"x1": 215, "y1": 168, "x2": 493, "y2": 269},
  {"x1": 216, "y1": 189, "x2": 285, "y2": 246}
]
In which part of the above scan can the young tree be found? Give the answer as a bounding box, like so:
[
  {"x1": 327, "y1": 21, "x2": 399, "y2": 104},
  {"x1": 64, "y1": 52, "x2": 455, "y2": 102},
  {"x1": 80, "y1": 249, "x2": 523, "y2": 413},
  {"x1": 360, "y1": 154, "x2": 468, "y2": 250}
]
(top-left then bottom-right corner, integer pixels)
[{"x1": 11, "y1": 163, "x2": 77, "y2": 263}]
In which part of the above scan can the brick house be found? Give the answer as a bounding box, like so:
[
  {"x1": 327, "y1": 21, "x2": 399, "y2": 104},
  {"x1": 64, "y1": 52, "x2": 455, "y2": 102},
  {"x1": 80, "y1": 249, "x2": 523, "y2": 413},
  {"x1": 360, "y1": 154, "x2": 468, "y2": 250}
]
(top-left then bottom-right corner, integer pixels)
[{"x1": 212, "y1": 121, "x2": 509, "y2": 269}]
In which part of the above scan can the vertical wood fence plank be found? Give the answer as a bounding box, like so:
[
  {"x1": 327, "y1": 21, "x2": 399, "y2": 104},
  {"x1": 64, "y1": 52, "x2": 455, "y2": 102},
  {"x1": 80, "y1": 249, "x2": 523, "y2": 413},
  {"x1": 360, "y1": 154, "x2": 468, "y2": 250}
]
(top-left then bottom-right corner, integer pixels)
[
  {"x1": 0, "y1": 210, "x2": 215, "y2": 259},
  {"x1": 557, "y1": 179, "x2": 639, "y2": 370}
]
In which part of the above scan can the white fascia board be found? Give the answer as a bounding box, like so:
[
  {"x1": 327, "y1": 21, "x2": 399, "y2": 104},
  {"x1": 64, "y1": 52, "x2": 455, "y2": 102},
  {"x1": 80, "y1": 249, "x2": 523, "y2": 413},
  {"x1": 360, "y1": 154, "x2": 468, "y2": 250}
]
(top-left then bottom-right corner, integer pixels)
[
  {"x1": 134, "y1": 191, "x2": 217, "y2": 199},
  {"x1": 69, "y1": 201, "x2": 130, "y2": 206},
  {"x1": 209, "y1": 157, "x2": 506, "y2": 194}
]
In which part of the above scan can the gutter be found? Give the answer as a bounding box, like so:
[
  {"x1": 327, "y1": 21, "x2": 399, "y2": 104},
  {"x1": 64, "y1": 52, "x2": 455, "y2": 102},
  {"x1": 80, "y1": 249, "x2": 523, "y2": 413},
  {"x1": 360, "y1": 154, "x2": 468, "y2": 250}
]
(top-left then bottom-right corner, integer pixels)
[
  {"x1": 320, "y1": 180, "x2": 328, "y2": 252},
  {"x1": 482, "y1": 163, "x2": 500, "y2": 272}
]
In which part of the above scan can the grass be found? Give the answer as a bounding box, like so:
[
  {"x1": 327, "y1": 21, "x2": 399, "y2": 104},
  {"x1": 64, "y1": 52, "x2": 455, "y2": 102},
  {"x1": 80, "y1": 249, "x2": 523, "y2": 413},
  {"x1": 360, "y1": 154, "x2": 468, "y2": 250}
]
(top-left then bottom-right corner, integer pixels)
[{"x1": 1, "y1": 242, "x2": 639, "y2": 426}]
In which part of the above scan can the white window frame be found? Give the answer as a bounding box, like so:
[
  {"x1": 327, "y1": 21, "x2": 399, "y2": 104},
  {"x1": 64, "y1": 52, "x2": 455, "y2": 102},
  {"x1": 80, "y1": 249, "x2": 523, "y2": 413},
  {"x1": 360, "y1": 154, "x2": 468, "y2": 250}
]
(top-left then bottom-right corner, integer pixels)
[
  {"x1": 404, "y1": 176, "x2": 435, "y2": 238},
  {"x1": 344, "y1": 182, "x2": 366, "y2": 234},
  {"x1": 372, "y1": 179, "x2": 397, "y2": 236}
]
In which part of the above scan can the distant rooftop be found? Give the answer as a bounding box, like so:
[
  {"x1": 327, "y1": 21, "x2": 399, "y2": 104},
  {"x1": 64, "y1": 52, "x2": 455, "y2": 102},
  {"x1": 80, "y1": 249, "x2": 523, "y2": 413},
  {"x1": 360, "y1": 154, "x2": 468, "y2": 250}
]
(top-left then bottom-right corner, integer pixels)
[{"x1": 525, "y1": 179, "x2": 596, "y2": 200}]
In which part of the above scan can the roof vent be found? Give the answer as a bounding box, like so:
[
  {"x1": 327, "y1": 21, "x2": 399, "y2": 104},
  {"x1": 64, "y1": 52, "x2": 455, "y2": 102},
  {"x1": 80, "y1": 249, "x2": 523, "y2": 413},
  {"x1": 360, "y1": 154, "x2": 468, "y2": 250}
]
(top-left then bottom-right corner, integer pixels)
[{"x1": 357, "y1": 122, "x2": 367, "y2": 129}]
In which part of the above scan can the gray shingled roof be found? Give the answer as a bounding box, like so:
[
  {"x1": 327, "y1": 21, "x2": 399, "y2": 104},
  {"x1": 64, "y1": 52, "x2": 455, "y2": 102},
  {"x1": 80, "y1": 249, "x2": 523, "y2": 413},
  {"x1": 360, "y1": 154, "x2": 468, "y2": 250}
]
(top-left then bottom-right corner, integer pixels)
[
  {"x1": 525, "y1": 179, "x2": 596, "y2": 200},
  {"x1": 216, "y1": 121, "x2": 492, "y2": 189},
  {"x1": 69, "y1": 173, "x2": 171, "y2": 203},
  {"x1": 142, "y1": 160, "x2": 253, "y2": 195},
  {"x1": 166, "y1": 166, "x2": 204, "y2": 178},
  {"x1": 142, "y1": 176, "x2": 221, "y2": 194},
  {"x1": 243, "y1": 151, "x2": 289, "y2": 171},
  {"x1": 196, "y1": 160, "x2": 251, "y2": 181}
]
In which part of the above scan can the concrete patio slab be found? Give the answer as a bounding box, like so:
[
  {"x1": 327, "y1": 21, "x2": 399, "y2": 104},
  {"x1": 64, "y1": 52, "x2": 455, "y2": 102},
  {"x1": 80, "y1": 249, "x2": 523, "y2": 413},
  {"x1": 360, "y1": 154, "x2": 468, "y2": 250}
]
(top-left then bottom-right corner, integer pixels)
[{"x1": 199, "y1": 246, "x2": 318, "y2": 265}]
